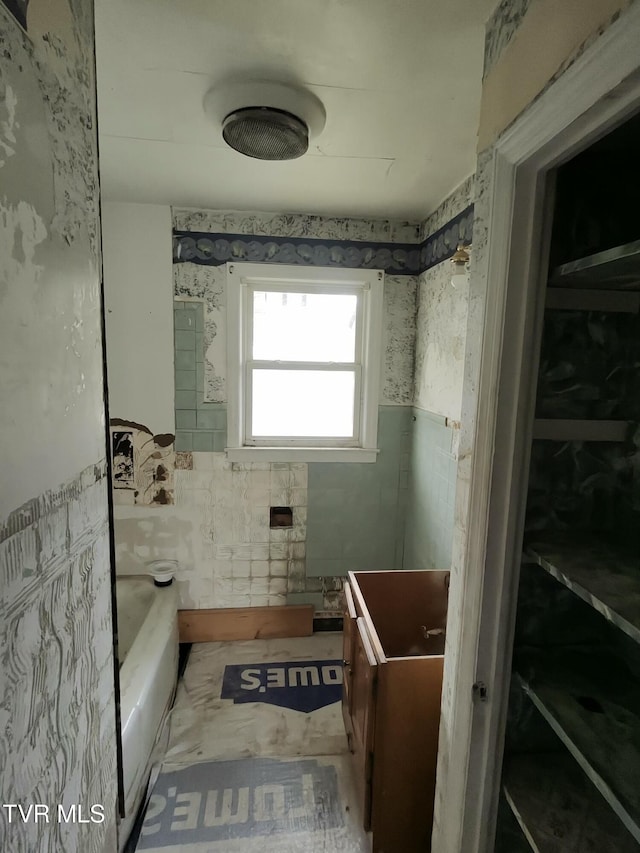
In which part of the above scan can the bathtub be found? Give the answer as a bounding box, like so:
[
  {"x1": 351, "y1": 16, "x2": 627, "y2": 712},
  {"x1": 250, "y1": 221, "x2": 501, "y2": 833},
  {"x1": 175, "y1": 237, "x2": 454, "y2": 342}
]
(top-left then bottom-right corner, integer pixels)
[{"x1": 116, "y1": 575, "x2": 179, "y2": 851}]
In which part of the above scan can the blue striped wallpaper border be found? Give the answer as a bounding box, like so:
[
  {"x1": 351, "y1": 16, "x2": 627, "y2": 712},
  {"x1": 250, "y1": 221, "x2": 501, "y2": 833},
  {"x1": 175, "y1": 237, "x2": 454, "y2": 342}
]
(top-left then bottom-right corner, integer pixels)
[{"x1": 173, "y1": 204, "x2": 473, "y2": 277}]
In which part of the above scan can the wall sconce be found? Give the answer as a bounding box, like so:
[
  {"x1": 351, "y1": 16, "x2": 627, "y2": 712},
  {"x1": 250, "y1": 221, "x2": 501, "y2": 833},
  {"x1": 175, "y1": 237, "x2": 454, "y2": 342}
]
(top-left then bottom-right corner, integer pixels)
[{"x1": 450, "y1": 243, "x2": 471, "y2": 288}]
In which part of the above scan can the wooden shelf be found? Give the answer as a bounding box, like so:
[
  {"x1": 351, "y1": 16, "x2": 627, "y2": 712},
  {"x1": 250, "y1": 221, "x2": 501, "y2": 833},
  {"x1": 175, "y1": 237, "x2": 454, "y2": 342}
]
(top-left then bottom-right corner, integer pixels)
[
  {"x1": 504, "y1": 751, "x2": 639, "y2": 852},
  {"x1": 515, "y1": 647, "x2": 640, "y2": 843},
  {"x1": 525, "y1": 534, "x2": 640, "y2": 644},
  {"x1": 532, "y1": 419, "x2": 630, "y2": 442},
  {"x1": 549, "y1": 240, "x2": 640, "y2": 290}
]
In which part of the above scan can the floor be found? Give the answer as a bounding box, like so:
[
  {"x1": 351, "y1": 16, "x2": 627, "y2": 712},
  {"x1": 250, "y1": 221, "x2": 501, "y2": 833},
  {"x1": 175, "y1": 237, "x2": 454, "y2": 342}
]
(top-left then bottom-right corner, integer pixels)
[{"x1": 134, "y1": 634, "x2": 371, "y2": 852}]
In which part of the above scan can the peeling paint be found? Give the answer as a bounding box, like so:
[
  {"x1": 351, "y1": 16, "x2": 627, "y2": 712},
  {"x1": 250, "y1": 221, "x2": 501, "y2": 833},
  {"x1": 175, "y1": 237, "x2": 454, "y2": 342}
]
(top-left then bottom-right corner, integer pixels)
[
  {"x1": 110, "y1": 421, "x2": 175, "y2": 506},
  {"x1": 1, "y1": 3, "x2": 117, "y2": 848},
  {"x1": 0, "y1": 80, "x2": 18, "y2": 167},
  {"x1": 173, "y1": 213, "x2": 417, "y2": 406}
]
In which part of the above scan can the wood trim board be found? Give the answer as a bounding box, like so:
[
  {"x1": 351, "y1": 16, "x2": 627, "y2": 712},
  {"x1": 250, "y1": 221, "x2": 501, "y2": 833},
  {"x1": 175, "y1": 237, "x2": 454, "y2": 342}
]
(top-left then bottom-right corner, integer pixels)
[{"x1": 178, "y1": 604, "x2": 313, "y2": 642}]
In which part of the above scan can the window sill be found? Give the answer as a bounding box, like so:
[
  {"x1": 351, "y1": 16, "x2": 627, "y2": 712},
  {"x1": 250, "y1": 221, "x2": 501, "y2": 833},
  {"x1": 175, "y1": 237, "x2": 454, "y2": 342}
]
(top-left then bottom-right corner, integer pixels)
[{"x1": 225, "y1": 447, "x2": 380, "y2": 463}]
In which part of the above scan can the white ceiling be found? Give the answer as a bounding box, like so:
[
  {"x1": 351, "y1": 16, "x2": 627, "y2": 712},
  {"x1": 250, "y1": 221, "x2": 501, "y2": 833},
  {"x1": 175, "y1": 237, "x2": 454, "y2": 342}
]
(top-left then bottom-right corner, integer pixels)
[{"x1": 95, "y1": 0, "x2": 496, "y2": 221}]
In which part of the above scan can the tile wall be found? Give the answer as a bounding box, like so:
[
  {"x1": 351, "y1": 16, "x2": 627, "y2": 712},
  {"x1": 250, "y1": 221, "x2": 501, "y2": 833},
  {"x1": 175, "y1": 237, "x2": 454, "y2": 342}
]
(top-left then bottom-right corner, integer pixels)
[
  {"x1": 174, "y1": 300, "x2": 227, "y2": 452},
  {"x1": 306, "y1": 407, "x2": 412, "y2": 577},
  {"x1": 403, "y1": 410, "x2": 457, "y2": 570}
]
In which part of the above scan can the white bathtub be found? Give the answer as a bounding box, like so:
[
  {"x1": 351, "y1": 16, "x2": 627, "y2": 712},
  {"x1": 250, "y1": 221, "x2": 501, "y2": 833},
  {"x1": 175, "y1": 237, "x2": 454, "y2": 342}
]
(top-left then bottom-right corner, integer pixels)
[{"x1": 116, "y1": 575, "x2": 179, "y2": 851}]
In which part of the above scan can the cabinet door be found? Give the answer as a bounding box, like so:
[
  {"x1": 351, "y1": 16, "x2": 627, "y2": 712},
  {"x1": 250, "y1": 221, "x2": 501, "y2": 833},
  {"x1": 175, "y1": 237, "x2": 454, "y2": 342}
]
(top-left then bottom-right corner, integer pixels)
[
  {"x1": 351, "y1": 616, "x2": 378, "y2": 830},
  {"x1": 342, "y1": 581, "x2": 357, "y2": 728}
]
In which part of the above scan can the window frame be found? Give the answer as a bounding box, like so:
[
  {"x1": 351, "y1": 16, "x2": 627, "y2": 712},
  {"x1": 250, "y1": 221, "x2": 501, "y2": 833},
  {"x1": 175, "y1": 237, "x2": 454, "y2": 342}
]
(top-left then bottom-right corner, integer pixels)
[{"x1": 226, "y1": 262, "x2": 383, "y2": 462}]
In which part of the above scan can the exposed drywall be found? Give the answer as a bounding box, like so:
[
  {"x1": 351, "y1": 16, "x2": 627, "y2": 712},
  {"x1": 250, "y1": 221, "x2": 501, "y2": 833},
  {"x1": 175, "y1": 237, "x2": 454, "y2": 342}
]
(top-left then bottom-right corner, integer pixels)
[
  {"x1": 0, "y1": 2, "x2": 117, "y2": 851},
  {"x1": 478, "y1": 0, "x2": 632, "y2": 150},
  {"x1": 103, "y1": 202, "x2": 174, "y2": 434}
]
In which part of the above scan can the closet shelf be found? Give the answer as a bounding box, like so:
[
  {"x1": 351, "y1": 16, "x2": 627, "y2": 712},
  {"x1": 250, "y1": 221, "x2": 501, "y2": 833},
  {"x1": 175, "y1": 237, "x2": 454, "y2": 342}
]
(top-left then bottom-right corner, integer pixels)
[
  {"x1": 504, "y1": 751, "x2": 639, "y2": 852},
  {"x1": 525, "y1": 534, "x2": 640, "y2": 644},
  {"x1": 515, "y1": 647, "x2": 640, "y2": 843},
  {"x1": 532, "y1": 419, "x2": 630, "y2": 442},
  {"x1": 549, "y1": 239, "x2": 640, "y2": 290}
]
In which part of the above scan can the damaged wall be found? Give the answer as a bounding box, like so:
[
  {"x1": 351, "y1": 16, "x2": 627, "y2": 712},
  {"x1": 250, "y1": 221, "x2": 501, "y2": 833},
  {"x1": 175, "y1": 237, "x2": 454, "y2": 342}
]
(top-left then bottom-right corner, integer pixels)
[
  {"x1": 0, "y1": 2, "x2": 117, "y2": 851},
  {"x1": 108, "y1": 201, "x2": 477, "y2": 611},
  {"x1": 432, "y1": 2, "x2": 640, "y2": 851},
  {"x1": 111, "y1": 208, "x2": 420, "y2": 612},
  {"x1": 404, "y1": 176, "x2": 475, "y2": 572},
  {"x1": 170, "y1": 209, "x2": 419, "y2": 612}
]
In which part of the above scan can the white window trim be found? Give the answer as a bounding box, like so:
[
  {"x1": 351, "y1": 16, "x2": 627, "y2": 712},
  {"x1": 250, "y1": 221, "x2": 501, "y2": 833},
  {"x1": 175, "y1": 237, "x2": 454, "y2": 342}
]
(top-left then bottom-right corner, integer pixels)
[{"x1": 226, "y1": 262, "x2": 383, "y2": 462}]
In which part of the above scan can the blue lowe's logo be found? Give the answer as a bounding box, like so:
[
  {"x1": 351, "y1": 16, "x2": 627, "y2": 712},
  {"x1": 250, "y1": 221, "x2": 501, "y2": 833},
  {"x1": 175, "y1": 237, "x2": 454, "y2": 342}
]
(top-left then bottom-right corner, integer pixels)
[
  {"x1": 137, "y1": 756, "x2": 343, "y2": 847},
  {"x1": 221, "y1": 660, "x2": 343, "y2": 712}
]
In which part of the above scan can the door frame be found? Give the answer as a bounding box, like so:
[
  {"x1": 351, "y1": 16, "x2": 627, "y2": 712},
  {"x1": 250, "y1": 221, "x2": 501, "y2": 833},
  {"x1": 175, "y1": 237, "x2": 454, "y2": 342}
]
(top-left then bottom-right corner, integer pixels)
[{"x1": 434, "y1": 6, "x2": 640, "y2": 852}]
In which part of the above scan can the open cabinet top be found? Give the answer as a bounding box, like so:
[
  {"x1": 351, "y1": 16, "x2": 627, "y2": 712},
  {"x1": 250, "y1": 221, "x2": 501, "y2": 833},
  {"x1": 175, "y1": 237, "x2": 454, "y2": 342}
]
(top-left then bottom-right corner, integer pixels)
[{"x1": 349, "y1": 569, "x2": 449, "y2": 660}]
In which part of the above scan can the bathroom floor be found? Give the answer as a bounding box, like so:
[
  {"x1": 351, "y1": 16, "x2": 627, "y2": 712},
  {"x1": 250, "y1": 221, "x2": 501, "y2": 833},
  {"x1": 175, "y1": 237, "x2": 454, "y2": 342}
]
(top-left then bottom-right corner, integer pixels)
[{"x1": 134, "y1": 634, "x2": 370, "y2": 852}]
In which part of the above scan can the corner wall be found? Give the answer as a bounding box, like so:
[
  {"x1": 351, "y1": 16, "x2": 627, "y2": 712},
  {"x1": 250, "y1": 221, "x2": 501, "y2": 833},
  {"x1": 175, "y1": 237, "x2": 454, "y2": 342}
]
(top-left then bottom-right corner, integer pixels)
[
  {"x1": 102, "y1": 202, "x2": 174, "y2": 435},
  {"x1": 0, "y1": 3, "x2": 117, "y2": 851},
  {"x1": 404, "y1": 176, "x2": 475, "y2": 571}
]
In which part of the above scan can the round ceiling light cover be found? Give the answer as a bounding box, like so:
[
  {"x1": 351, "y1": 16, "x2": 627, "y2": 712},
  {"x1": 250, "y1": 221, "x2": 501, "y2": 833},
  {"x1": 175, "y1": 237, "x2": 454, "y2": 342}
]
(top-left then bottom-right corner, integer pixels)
[
  {"x1": 222, "y1": 107, "x2": 308, "y2": 160},
  {"x1": 204, "y1": 81, "x2": 326, "y2": 161}
]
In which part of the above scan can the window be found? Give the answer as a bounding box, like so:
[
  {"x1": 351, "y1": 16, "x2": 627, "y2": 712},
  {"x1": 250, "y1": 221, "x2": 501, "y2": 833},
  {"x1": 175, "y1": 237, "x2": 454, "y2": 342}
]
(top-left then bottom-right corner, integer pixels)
[{"x1": 226, "y1": 262, "x2": 383, "y2": 462}]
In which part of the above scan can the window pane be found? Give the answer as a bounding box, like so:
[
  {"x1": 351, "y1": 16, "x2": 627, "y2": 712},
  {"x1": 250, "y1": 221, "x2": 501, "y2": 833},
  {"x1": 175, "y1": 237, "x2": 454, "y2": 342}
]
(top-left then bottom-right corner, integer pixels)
[
  {"x1": 252, "y1": 291, "x2": 358, "y2": 362},
  {"x1": 251, "y1": 370, "x2": 355, "y2": 437}
]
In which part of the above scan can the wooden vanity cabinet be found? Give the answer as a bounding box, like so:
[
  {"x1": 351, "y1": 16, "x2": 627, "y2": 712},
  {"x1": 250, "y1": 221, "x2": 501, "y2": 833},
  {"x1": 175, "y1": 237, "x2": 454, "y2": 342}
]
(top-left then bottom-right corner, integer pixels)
[{"x1": 342, "y1": 569, "x2": 449, "y2": 853}]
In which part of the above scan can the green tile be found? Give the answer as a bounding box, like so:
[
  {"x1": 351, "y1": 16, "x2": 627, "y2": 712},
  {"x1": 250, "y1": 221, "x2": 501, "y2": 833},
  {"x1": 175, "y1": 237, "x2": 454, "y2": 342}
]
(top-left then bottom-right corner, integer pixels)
[
  {"x1": 195, "y1": 333, "x2": 204, "y2": 361},
  {"x1": 305, "y1": 558, "x2": 345, "y2": 578},
  {"x1": 212, "y1": 408, "x2": 227, "y2": 430},
  {"x1": 175, "y1": 330, "x2": 195, "y2": 350},
  {"x1": 306, "y1": 534, "x2": 342, "y2": 559},
  {"x1": 175, "y1": 370, "x2": 196, "y2": 390},
  {"x1": 213, "y1": 431, "x2": 227, "y2": 452},
  {"x1": 286, "y1": 592, "x2": 324, "y2": 610},
  {"x1": 175, "y1": 349, "x2": 196, "y2": 371},
  {"x1": 196, "y1": 409, "x2": 218, "y2": 430},
  {"x1": 196, "y1": 310, "x2": 204, "y2": 332},
  {"x1": 175, "y1": 389, "x2": 197, "y2": 409},
  {"x1": 176, "y1": 410, "x2": 197, "y2": 430},
  {"x1": 196, "y1": 362, "x2": 204, "y2": 391},
  {"x1": 175, "y1": 431, "x2": 193, "y2": 451},
  {"x1": 192, "y1": 431, "x2": 214, "y2": 452},
  {"x1": 174, "y1": 311, "x2": 197, "y2": 331},
  {"x1": 183, "y1": 301, "x2": 200, "y2": 311}
]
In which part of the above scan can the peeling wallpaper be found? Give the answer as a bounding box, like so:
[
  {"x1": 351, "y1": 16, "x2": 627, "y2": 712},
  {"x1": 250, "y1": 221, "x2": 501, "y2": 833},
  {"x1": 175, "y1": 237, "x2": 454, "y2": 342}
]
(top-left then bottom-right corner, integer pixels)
[
  {"x1": 110, "y1": 421, "x2": 175, "y2": 506},
  {"x1": 173, "y1": 208, "x2": 421, "y2": 244},
  {"x1": 414, "y1": 176, "x2": 475, "y2": 421},
  {"x1": 0, "y1": 2, "x2": 117, "y2": 851},
  {"x1": 114, "y1": 208, "x2": 421, "y2": 614},
  {"x1": 172, "y1": 217, "x2": 418, "y2": 407},
  {"x1": 483, "y1": 0, "x2": 532, "y2": 78},
  {"x1": 403, "y1": 177, "x2": 475, "y2": 580}
]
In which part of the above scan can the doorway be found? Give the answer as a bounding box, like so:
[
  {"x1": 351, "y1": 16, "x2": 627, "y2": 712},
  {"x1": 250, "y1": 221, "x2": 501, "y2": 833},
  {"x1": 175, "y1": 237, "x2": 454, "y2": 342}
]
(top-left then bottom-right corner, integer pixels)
[{"x1": 439, "y1": 6, "x2": 640, "y2": 852}]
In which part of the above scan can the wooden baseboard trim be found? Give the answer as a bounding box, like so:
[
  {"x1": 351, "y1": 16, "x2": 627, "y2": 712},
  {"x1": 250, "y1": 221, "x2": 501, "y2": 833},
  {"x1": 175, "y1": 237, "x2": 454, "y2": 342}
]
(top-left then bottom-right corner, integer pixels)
[{"x1": 178, "y1": 604, "x2": 314, "y2": 643}]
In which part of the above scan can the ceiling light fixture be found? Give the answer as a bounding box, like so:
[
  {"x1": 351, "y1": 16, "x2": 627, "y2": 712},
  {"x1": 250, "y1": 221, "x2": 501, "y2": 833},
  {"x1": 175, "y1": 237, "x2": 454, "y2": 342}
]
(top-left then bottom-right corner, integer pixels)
[{"x1": 204, "y1": 81, "x2": 326, "y2": 162}]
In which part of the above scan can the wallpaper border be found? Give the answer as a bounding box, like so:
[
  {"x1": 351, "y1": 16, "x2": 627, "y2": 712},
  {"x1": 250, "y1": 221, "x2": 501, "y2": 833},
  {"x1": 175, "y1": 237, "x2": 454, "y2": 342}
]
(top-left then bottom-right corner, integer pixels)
[{"x1": 172, "y1": 205, "x2": 474, "y2": 277}]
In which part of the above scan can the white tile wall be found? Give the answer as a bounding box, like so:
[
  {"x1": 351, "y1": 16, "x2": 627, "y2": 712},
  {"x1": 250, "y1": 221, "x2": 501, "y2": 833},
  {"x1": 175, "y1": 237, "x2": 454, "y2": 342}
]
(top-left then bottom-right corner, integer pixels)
[{"x1": 172, "y1": 454, "x2": 309, "y2": 608}]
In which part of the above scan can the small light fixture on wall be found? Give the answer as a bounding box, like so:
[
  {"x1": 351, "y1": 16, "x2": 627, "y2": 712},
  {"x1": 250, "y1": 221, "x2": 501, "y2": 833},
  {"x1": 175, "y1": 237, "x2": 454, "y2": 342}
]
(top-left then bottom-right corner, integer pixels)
[{"x1": 450, "y1": 243, "x2": 471, "y2": 289}]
